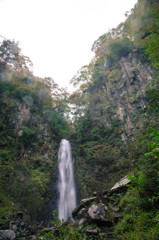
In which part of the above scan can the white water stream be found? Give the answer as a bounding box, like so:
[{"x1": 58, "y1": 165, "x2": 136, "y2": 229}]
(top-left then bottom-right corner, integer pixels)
[{"x1": 58, "y1": 139, "x2": 76, "y2": 221}]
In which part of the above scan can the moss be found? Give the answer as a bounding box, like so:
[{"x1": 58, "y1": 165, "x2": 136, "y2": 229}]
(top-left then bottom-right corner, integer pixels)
[
  {"x1": 30, "y1": 169, "x2": 49, "y2": 192},
  {"x1": 0, "y1": 186, "x2": 19, "y2": 222}
]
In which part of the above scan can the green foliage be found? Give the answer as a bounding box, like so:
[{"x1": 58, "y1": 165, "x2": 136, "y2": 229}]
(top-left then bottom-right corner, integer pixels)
[
  {"x1": 37, "y1": 211, "x2": 84, "y2": 239},
  {"x1": 43, "y1": 109, "x2": 69, "y2": 140},
  {"x1": 124, "y1": 0, "x2": 159, "y2": 69},
  {"x1": 38, "y1": 212, "x2": 102, "y2": 240},
  {"x1": 0, "y1": 39, "x2": 32, "y2": 74},
  {"x1": 37, "y1": 225, "x2": 85, "y2": 240},
  {"x1": 146, "y1": 88, "x2": 159, "y2": 111},
  {"x1": 0, "y1": 186, "x2": 19, "y2": 222},
  {"x1": 145, "y1": 32, "x2": 159, "y2": 69},
  {"x1": 115, "y1": 128, "x2": 159, "y2": 239},
  {"x1": 0, "y1": 148, "x2": 15, "y2": 164},
  {"x1": 106, "y1": 38, "x2": 133, "y2": 65},
  {"x1": 18, "y1": 126, "x2": 36, "y2": 147}
]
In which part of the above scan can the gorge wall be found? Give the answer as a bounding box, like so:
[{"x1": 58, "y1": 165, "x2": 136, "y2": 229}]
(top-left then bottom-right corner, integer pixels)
[
  {"x1": 71, "y1": 51, "x2": 156, "y2": 198},
  {"x1": 0, "y1": 43, "x2": 69, "y2": 224},
  {"x1": 69, "y1": 0, "x2": 159, "y2": 196}
]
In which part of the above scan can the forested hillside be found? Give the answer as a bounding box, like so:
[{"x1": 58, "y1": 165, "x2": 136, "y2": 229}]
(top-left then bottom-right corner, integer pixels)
[
  {"x1": 69, "y1": 0, "x2": 159, "y2": 238},
  {"x1": 0, "y1": 39, "x2": 69, "y2": 223},
  {"x1": 70, "y1": 0, "x2": 158, "y2": 195}
]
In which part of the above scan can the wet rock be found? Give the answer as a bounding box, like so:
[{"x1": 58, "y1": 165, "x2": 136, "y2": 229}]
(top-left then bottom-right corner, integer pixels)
[
  {"x1": 0, "y1": 230, "x2": 16, "y2": 240},
  {"x1": 88, "y1": 203, "x2": 113, "y2": 226}
]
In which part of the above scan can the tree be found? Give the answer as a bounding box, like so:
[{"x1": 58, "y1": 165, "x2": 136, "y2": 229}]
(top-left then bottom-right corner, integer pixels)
[{"x1": 0, "y1": 39, "x2": 33, "y2": 75}]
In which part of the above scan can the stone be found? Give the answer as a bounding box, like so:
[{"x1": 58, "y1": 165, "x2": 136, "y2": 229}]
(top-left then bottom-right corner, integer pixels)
[
  {"x1": 72, "y1": 204, "x2": 85, "y2": 218},
  {"x1": 77, "y1": 207, "x2": 87, "y2": 218},
  {"x1": 81, "y1": 197, "x2": 97, "y2": 205},
  {"x1": 28, "y1": 236, "x2": 36, "y2": 240},
  {"x1": 4, "y1": 214, "x2": 12, "y2": 220},
  {"x1": 20, "y1": 221, "x2": 25, "y2": 228},
  {"x1": 85, "y1": 229, "x2": 99, "y2": 236},
  {"x1": 0, "y1": 230, "x2": 16, "y2": 240},
  {"x1": 88, "y1": 203, "x2": 114, "y2": 227},
  {"x1": 111, "y1": 176, "x2": 130, "y2": 192},
  {"x1": 65, "y1": 217, "x2": 75, "y2": 225},
  {"x1": 9, "y1": 222, "x2": 17, "y2": 232},
  {"x1": 78, "y1": 218, "x2": 85, "y2": 225},
  {"x1": 88, "y1": 204, "x2": 106, "y2": 221}
]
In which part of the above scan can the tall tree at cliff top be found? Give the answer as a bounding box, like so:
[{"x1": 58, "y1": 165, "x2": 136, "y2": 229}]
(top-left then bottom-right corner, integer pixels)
[{"x1": 124, "y1": 0, "x2": 159, "y2": 68}]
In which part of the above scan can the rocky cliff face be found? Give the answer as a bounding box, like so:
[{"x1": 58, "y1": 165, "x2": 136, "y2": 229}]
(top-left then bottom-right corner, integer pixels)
[
  {"x1": 0, "y1": 101, "x2": 57, "y2": 221},
  {"x1": 72, "y1": 51, "x2": 156, "y2": 198},
  {"x1": 102, "y1": 53, "x2": 153, "y2": 140},
  {"x1": 14, "y1": 102, "x2": 56, "y2": 165}
]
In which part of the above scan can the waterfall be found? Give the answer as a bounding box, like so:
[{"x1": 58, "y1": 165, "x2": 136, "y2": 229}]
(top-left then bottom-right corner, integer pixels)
[{"x1": 58, "y1": 139, "x2": 76, "y2": 221}]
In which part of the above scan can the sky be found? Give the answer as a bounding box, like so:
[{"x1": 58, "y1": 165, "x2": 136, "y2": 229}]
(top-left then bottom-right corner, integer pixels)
[{"x1": 0, "y1": 0, "x2": 137, "y2": 90}]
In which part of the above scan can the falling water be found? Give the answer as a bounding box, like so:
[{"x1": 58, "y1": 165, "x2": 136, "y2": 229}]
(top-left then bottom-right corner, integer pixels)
[{"x1": 58, "y1": 139, "x2": 76, "y2": 221}]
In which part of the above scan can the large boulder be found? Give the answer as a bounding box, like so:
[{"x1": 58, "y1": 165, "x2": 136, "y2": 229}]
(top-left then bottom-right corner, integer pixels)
[
  {"x1": 0, "y1": 230, "x2": 16, "y2": 240},
  {"x1": 72, "y1": 197, "x2": 97, "y2": 218},
  {"x1": 110, "y1": 176, "x2": 130, "y2": 194},
  {"x1": 88, "y1": 203, "x2": 114, "y2": 227}
]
